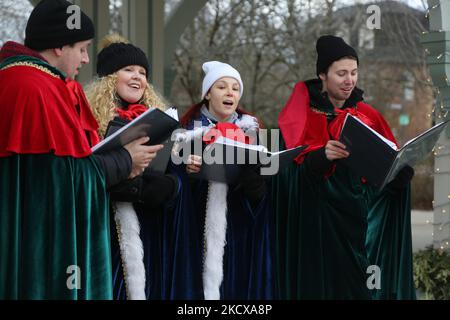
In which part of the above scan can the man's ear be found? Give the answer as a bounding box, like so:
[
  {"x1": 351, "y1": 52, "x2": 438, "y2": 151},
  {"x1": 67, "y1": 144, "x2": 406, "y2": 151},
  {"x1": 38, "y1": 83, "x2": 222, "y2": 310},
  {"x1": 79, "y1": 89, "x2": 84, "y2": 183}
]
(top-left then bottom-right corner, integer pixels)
[
  {"x1": 53, "y1": 47, "x2": 64, "y2": 57},
  {"x1": 319, "y1": 73, "x2": 326, "y2": 81}
]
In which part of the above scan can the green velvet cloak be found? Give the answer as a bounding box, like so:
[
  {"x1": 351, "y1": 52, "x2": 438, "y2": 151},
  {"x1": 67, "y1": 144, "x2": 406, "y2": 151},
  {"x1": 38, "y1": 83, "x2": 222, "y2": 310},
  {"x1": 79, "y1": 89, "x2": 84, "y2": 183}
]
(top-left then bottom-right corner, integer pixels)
[
  {"x1": 273, "y1": 140, "x2": 415, "y2": 300},
  {"x1": 0, "y1": 154, "x2": 112, "y2": 299}
]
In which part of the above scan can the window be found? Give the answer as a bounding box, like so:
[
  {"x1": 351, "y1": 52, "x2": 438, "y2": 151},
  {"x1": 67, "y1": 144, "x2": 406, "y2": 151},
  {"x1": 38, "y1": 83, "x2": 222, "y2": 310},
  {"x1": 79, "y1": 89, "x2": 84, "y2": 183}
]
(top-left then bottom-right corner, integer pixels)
[{"x1": 403, "y1": 71, "x2": 415, "y2": 101}]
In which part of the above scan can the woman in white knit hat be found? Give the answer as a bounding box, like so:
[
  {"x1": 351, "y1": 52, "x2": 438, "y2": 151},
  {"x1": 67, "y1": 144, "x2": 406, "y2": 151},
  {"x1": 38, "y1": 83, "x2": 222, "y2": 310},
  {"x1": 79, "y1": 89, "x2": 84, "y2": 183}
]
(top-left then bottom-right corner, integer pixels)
[{"x1": 179, "y1": 61, "x2": 275, "y2": 300}]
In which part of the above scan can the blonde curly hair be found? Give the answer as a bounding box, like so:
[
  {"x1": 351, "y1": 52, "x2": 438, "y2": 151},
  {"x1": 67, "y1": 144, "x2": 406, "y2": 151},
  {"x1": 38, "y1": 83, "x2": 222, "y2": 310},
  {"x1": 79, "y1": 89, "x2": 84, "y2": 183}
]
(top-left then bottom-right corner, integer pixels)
[
  {"x1": 85, "y1": 74, "x2": 168, "y2": 137},
  {"x1": 84, "y1": 33, "x2": 168, "y2": 137}
]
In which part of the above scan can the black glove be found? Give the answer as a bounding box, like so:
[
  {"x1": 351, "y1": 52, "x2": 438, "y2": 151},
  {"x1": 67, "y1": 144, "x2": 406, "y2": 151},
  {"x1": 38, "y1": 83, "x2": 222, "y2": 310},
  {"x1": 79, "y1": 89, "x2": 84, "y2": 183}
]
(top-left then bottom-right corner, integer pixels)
[
  {"x1": 140, "y1": 172, "x2": 179, "y2": 210},
  {"x1": 109, "y1": 176, "x2": 143, "y2": 202},
  {"x1": 386, "y1": 165, "x2": 414, "y2": 194},
  {"x1": 238, "y1": 167, "x2": 267, "y2": 207}
]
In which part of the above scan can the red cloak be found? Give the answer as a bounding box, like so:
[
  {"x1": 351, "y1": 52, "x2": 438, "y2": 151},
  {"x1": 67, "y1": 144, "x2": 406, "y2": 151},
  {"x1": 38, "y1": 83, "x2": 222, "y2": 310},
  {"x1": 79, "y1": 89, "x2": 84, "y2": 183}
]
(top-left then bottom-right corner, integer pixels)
[
  {"x1": 0, "y1": 65, "x2": 97, "y2": 158},
  {"x1": 278, "y1": 81, "x2": 397, "y2": 165}
]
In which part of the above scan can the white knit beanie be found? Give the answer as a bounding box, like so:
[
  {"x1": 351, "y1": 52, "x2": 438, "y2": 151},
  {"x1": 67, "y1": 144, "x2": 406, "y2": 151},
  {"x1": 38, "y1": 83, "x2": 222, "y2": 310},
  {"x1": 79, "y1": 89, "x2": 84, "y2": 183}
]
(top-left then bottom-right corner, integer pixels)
[{"x1": 201, "y1": 61, "x2": 244, "y2": 100}]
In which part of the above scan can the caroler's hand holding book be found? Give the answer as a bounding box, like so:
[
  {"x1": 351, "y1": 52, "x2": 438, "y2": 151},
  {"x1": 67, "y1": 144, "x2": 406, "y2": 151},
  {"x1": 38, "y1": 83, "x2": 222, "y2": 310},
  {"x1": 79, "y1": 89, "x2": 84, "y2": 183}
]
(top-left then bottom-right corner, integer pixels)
[
  {"x1": 338, "y1": 114, "x2": 449, "y2": 190},
  {"x1": 189, "y1": 134, "x2": 306, "y2": 184},
  {"x1": 92, "y1": 107, "x2": 179, "y2": 154},
  {"x1": 92, "y1": 107, "x2": 180, "y2": 173}
]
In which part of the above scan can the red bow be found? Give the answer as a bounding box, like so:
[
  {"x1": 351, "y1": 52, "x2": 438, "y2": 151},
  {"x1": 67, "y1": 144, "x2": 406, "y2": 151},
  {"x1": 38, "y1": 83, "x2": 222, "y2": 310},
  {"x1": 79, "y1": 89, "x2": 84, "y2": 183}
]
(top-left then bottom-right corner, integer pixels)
[
  {"x1": 328, "y1": 107, "x2": 374, "y2": 140},
  {"x1": 116, "y1": 104, "x2": 148, "y2": 121},
  {"x1": 203, "y1": 122, "x2": 252, "y2": 145}
]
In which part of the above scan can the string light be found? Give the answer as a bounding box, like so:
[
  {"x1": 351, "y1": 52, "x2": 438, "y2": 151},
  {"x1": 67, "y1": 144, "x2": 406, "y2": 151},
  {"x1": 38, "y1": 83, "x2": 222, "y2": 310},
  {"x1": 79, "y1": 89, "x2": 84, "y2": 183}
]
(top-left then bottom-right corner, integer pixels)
[
  {"x1": 423, "y1": 1, "x2": 450, "y2": 251},
  {"x1": 425, "y1": 3, "x2": 440, "y2": 18},
  {"x1": 436, "y1": 52, "x2": 450, "y2": 60},
  {"x1": 433, "y1": 199, "x2": 450, "y2": 209},
  {"x1": 434, "y1": 222, "x2": 450, "y2": 231}
]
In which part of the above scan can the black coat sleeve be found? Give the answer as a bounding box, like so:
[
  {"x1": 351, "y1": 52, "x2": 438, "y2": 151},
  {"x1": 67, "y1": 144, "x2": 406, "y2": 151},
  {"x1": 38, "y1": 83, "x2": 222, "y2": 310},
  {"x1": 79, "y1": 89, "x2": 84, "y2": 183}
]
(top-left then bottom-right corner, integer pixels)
[
  {"x1": 236, "y1": 167, "x2": 267, "y2": 208},
  {"x1": 109, "y1": 176, "x2": 143, "y2": 202},
  {"x1": 109, "y1": 170, "x2": 178, "y2": 210},
  {"x1": 93, "y1": 147, "x2": 132, "y2": 188},
  {"x1": 385, "y1": 165, "x2": 415, "y2": 195},
  {"x1": 304, "y1": 147, "x2": 334, "y2": 176},
  {"x1": 140, "y1": 171, "x2": 179, "y2": 210}
]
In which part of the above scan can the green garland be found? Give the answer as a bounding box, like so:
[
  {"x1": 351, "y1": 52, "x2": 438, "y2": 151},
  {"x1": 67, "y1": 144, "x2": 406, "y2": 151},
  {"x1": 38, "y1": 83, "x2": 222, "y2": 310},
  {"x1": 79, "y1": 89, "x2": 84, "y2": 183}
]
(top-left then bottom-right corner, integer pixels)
[{"x1": 413, "y1": 246, "x2": 450, "y2": 299}]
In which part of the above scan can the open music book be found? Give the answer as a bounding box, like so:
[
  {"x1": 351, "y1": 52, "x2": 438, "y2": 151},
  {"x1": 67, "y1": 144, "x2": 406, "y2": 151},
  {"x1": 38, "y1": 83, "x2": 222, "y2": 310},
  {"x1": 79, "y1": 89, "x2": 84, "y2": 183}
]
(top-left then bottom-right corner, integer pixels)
[{"x1": 339, "y1": 114, "x2": 449, "y2": 190}]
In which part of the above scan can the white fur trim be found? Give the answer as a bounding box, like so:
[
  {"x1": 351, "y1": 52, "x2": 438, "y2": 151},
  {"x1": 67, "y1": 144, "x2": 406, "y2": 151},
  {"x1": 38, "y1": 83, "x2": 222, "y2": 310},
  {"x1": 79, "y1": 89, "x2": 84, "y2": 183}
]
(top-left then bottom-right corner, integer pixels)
[
  {"x1": 234, "y1": 114, "x2": 259, "y2": 131},
  {"x1": 114, "y1": 202, "x2": 146, "y2": 300},
  {"x1": 172, "y1": 125, "x2": 214, "y2": 157},
  {"x1": 202, "y1": 181, "x2": 229, "y2": 300}
]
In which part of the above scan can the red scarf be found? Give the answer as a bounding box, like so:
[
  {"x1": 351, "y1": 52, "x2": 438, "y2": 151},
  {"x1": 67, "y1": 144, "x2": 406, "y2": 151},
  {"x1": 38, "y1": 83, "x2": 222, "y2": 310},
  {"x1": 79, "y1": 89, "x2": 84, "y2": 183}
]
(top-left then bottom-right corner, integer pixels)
[
  {"x1": 203, "y1": 122, "x2": 252, "y2": 145},
  {"x1": 327, "y1": 107, "x2": 374, "y2": 140},
  {"x1": 116, "y1": 104, "x2": 148, "y2": 121}
]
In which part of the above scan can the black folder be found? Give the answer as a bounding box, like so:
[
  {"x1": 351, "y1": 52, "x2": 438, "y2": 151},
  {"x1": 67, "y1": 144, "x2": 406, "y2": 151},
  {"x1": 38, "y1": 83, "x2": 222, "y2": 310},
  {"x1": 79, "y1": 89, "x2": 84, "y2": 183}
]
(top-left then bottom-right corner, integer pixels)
[
  {"x1": 339, "y1": 114, "x2": 449, "y2": 190},
  {"x1": 92, "y1": 107, "x2": 179, "y2": 173},
  {"x1": 189, "y1": 137, "x2": 306, "y2": 184}
]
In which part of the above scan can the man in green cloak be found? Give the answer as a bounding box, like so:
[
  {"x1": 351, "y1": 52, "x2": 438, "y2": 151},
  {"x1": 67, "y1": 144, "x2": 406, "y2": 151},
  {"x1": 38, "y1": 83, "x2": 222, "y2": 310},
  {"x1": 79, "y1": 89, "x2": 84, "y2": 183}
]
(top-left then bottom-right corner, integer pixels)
[
  {"x1": 0, "y1": 0, "x2": 157, "y2": 299},
  {"x1": 274, "y1": 35, "x2": 416, "y2": 299}
]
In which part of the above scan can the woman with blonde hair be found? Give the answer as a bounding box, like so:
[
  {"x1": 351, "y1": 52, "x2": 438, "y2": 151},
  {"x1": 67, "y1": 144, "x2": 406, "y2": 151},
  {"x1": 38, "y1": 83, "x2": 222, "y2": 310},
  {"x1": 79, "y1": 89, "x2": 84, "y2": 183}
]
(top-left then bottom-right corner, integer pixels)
[{"x1": 86, "y1": 34, "x2": 202, "y2": 300}]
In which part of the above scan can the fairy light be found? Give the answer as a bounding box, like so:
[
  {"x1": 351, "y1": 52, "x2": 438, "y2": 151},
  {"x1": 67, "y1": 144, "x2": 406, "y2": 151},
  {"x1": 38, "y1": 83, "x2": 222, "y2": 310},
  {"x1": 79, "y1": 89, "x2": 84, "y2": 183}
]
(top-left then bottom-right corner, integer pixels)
[
  {"x1": 424, "y1": 2, "x2": 450, "y2": 249},
  {"x1": 436, "y1": 52, "x2": 450, "y2": 60},
  {"x1": 425, "y1": 3, "x2": 440, "y2": 18}
]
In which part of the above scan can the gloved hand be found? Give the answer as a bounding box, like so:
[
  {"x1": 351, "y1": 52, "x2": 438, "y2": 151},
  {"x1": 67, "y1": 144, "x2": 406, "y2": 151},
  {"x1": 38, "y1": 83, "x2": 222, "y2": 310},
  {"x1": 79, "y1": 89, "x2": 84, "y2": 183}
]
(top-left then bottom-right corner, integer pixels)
[
  {"x1": 109, "y1": 176, "x2": 143, "y2": 202},
  {"x1": 386, "y1": 165, "x2": 414, "y2": 194},
  {"x1": 238, "y1": 166, "x2": 267, "y2": 207},
  {"x1": 140, "y1": 172, "x2": 179, "y2": 210}
]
